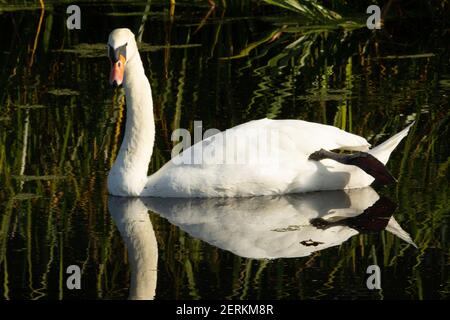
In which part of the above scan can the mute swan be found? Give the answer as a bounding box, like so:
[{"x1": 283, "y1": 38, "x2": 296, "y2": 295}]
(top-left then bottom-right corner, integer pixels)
[
  {"x1": 107, "y1": 28, "x2": 414, "y2": 198},
  {"x1": 139, "y1": 187, "x2": 416, "y2": 259}
]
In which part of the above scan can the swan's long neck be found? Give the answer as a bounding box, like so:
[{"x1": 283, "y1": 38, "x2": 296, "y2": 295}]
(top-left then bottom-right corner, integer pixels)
[{"x1": 108, "y1": 53, "x2": 155, "y2": 196}]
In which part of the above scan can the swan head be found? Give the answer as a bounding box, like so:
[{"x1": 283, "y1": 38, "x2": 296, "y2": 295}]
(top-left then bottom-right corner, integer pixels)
[{"x1": 107, "y1": 28, "x2": 138, "y2": 87}]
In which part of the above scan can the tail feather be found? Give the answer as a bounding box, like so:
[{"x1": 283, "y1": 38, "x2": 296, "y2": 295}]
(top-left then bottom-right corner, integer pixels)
[
  {"x1": 368, "y1": 122, "x2": 414, "y2": 165},
  {"x1": 385, "y1": 217, "x2": 418, "y2": 248}
]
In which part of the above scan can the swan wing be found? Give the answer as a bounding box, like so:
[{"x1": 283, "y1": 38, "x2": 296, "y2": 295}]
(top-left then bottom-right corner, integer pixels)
[{"x1": 144, "y1": 119, "x2": 371, "y2": 197}]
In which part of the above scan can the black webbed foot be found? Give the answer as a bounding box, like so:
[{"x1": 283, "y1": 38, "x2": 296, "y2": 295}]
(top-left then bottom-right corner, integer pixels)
[
  {"x1": 308, "y1": 149, "x2": 328, "y2": 161},
  {"x1": 308, "y1": 149, "x2": 396, "y2": 185}
]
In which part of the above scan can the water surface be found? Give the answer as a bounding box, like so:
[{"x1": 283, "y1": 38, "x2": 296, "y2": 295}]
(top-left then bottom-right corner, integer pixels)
[{"x1": 0, "y1": 1, "x2": 449, "y2": 299}]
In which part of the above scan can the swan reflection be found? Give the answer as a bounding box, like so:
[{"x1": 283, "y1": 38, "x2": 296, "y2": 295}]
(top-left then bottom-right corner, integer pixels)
[
  {"x1": 109, "y1": 187, "x2": 415, "y2": 298},
  {"x1": 143, "y1": 187, "x2": 415, "y2": 259},
  {"x1": 109, "y1": 197, "x2": 158, "y2": 300}
]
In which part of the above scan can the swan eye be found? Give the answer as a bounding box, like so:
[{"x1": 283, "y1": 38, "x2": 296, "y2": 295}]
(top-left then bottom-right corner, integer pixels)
[
  {"x1": 117, "y1": 43, "x2": 127, "y2": 60},
  {"x1": 108, "y1": 43, "x2": 127, "y2": 63}
]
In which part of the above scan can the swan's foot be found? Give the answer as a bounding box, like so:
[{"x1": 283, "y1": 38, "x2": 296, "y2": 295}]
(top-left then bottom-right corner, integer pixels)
[
  {"x1": 308, "y1": 149, "x2": 329, "y2": 161},
  {"x1": 308, "y1": 149, "x2": 397, "y2": 185}
]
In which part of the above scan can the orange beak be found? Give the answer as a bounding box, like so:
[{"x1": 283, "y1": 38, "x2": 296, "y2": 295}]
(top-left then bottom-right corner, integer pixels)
[{"x1": 110, "y1": 54, "x2": 126, "y2": 87}]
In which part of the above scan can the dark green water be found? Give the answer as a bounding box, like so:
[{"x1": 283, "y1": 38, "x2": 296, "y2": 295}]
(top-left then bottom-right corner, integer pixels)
[{"x1": 0, "y1": 1, "x2": 449, "y2": 299}]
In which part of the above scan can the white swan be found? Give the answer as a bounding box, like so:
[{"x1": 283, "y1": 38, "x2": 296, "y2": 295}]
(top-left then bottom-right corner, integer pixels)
[
  {"x1": 140, "y1": 187, "x2": 416, "y2": 259},
  {"x1": 107, "y1": 28, "x2": 414, "y2": 198}
]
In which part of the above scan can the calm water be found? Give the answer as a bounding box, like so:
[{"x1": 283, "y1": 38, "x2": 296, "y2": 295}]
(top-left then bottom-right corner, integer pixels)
[{"x1": 0, "y1": 1, "x2": 449, "y2": 300}]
